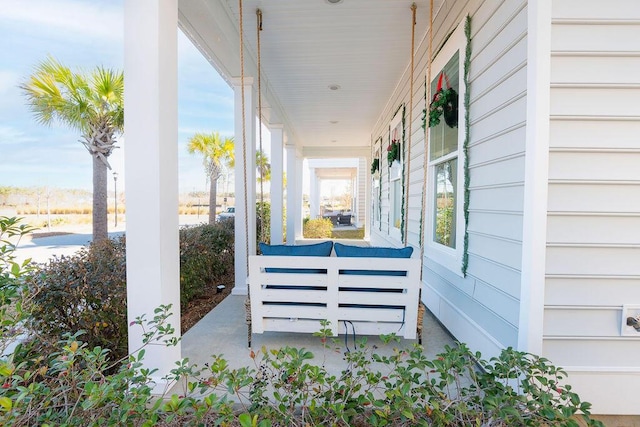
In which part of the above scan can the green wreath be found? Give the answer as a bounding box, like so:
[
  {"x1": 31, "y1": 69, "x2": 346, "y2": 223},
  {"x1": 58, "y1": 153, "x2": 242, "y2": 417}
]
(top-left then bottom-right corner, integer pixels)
[
  {"x1": 429, "y1": 87, "x2": 459, "y2": 128},
  {"x1": 387, "y1": 141, "x2": 400, "y2": 164},
  {"x1": 370, "y1": 158, "x2": 380, "y2": 174}
]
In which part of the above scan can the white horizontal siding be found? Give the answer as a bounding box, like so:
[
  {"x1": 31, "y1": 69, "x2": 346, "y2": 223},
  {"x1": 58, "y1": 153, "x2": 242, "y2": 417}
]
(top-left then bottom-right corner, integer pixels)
[
  {"x1": 543, "y1": 339, "x2": 640, "y2": 368},
  {"x1": 547, "y1": 214, "x2": 640, "y2": 245},
  {"x1": 468, "y1": 211, "x2": 523, "y2": 241},
  {"x1": 545, "y1": 277, "x2": 640, "y2": 306},
  {"x1": 551, "y1": 23, "x2": 640, "y2": 52},
  {"x1": 551, "y1": 55, "x2": 640, "y2": 85},
  {"x1": 544, "y1": 307, "x2": 623, "y2": 337},
  {"x1": 370, "y1": 0, "x2": 528, "y2": 358},
  {"x1": 547, "y1": 246, "x2": 640, "y2": 277},
  {"x1": 546, "y1": 1, "x2": 640, "y2": 414},
  {"x1": 550, "y1": 119, "x2": 640, "y2": 149}
]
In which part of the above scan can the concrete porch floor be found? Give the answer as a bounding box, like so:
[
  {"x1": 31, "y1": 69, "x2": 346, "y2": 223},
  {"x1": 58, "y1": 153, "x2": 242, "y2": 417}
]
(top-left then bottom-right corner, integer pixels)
[
  {"x1": 182, "y1": 295, "x2": 456, "y2": 376},
  {"x1": 179, "y1": 297, "x2": 638, "y2": 425}
]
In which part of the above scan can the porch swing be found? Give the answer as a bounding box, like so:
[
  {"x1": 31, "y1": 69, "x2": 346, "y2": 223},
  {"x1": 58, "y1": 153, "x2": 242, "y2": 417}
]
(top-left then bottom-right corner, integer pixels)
[{"x1": 237, "y1": 0, "x2": 427, "y2": 348}]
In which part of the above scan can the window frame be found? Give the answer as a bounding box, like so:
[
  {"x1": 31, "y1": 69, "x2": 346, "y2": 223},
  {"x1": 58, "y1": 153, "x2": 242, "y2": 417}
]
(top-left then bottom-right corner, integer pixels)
[
  {"x1": 425, "y1": 21, "x2": 467, "y2": 275},
  {"x1": 389, "y1": 108, "x2": 403, "y2": 241},
  {"x1": 372, "y1": 143, "x2": 381, "y2": 227}
]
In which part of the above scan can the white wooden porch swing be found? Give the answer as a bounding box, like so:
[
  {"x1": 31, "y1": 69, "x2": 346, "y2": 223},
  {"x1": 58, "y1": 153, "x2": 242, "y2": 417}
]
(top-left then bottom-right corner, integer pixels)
[{"x1": 236, "y1": 0, "x2": 432, "y2": 348}]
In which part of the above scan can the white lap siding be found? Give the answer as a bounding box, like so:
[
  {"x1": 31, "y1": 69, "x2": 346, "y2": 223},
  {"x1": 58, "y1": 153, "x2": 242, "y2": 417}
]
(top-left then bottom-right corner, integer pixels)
[
  {"x1": 370, "y1": 0, "x2": 528, "y2": 359},
  {"x1": 543, "y1": 0, "x2": 640, "y2": 415}
]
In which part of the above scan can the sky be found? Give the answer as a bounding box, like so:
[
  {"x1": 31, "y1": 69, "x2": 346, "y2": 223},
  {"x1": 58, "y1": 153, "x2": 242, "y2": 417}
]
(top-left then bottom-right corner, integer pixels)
[{"x1": 0, "y1": 0, "x2": 239, "y2": 194}]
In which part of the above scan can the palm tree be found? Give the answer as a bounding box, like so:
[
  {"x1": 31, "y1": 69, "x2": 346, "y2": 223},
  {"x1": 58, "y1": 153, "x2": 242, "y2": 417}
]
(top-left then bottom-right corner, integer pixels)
[
  {"x1": 21, "y1": 57, "x2": 124, "y2": 242},
  {"x1": 187, "y1": 132, "x2": 234, "y2": 224},
  {"x1": 256, "y1": 149, "x2": 271, "y2": 184}
]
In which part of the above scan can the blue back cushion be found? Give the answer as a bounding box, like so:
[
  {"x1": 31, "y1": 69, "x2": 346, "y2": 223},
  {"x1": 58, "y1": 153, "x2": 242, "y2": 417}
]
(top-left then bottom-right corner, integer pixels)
[
  {"x1": 334, "y1": 243, "x2": 413, "y2": 276},
  {"x1": 259, "y1": 241, "x2": 333, "y2": 274}
]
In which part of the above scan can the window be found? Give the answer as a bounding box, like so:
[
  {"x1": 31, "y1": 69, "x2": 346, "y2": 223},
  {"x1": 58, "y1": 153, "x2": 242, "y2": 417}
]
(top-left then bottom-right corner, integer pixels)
[
  {"x1": 372, "y1": 146, "x2": 381, "y2": 226},
  {"x1": 389, "y1": 108, "x2": 403, "y2": 240},
  {"x1": 426, "y1": 22, "x2": 466, "y2": 274}
]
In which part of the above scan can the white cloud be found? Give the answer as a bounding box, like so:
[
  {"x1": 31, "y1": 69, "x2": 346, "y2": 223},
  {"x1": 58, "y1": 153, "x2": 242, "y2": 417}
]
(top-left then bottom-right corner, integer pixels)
[
  {"x1": 0, "y1": 70, "x2": 19, "y2": 94},
  {"x1": 0, "y1": 0, "x2": 123, "y2": 43},
  {"x1": 0, "y1": 125, "x2": 35, "y2": 145}
]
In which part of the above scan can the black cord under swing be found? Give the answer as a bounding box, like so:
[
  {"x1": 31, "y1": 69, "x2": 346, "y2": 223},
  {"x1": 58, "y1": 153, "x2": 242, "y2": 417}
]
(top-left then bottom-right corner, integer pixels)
[{"x1": 343, "y1": 320, "x2": 356, "y2": 353}]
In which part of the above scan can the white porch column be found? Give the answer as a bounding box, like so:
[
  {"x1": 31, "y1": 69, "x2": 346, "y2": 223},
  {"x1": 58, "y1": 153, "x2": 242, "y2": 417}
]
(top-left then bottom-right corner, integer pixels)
[
  {"x1": 357, "y1": 157, "x2": 368, "y2": 229},
  {"x1": 124, "y1": 0, "x2": 180, "y2": 387},
  {"x1": 363, "y1": 155, "x2": 371, "y2": 239},
  {"x1": 285, "y1": 143, "x2": 297, "y2": 243},
  {"x1": 309, "y1": 168, "x2": 320, "y2": 219},
  {"x1": 269, "y1": 125, "x2": 284, "y2": 244},
  {"x1": 295, "y1": 155, "x2": 304, "y2": 238},
  {"x1": 232, "y1": 77, "x2": 256, "y2": 295}
]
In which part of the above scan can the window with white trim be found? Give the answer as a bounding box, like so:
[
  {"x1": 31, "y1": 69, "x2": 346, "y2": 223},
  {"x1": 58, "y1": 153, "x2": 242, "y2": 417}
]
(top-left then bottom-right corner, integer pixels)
[
  {"x1": 426, "y1": 22, "x2": 466, "y2": 274},
  {"x1": 389, "y1": 108, "x2": 403, "y2": 241}
]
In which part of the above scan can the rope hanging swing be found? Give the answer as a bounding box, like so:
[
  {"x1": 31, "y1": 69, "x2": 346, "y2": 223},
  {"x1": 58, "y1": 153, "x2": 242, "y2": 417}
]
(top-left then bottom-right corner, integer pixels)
[
  {"x1": 416, "y1": 0, "x2": 435, "y2": 346},
  {"x1": 239, "y1": 0, "x2": 268, "y2": 347}
]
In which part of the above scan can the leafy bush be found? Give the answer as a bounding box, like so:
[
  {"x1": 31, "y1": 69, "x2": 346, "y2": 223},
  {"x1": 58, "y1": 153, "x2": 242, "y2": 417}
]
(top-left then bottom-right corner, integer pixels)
[
  {"x1": 256, "y1": 201, "x2": 270, "y2": 245},
  {"x1": 0, "y1": 315, "x2": 604, "y2": 426},
  {"x1": 179, "y1": 222, "x2": 234, "y2": 306},
  {"x1": 0, "y1": 305, "x2": 177, "y2": 426},
  {"x1": 303, "y1": 218, "x2": 333, "y2": 239},
  {"x1": 28, "y1": 236, "x2": 129, "y2": 361},
  {"x1": 0, "y1": 217, "x2": 37, "y2": 356},
  {"x1": 26, "y1": 223, "x2": 233, "y2": 362}
]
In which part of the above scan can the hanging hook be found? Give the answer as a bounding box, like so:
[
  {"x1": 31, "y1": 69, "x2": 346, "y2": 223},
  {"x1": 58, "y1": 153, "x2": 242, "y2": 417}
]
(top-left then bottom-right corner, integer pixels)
[
  {"x1": 411, "y1": 2, "x2": 417, "y2": 25},
  {"x1": 256, "y1": 8, "x2": 263, "y2": 31}
]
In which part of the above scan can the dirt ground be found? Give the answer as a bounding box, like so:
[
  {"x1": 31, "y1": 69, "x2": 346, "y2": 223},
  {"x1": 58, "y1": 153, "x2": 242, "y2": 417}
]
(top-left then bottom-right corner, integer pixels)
[{"x1": 181, "y1": 274, "x2": 234, "y2": 333}]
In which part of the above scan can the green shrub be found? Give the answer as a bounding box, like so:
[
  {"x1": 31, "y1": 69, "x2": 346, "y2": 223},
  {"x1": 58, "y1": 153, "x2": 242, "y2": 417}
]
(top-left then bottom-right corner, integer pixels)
[
  {"x1": 303, "y1": 218, "x2": 333, "y2": 239},
  {"x1": 256, "y1": 201, "x2": 270, "y2": 245},
  {"x1": 28, "y1": 236, "x2": 129, "y2": 361},
  {"x1": 0, "y1": 316, "x2": 604, "y2": 426},
  {"x1": 26, "y1": 223, "x2": 234, "y2": 362},
  {"x1": 0, "y1": 217, "x2": 37, "y2": 356},
  {"x1": 179, "y1": 222, "x2": 234, "y2": 306}
]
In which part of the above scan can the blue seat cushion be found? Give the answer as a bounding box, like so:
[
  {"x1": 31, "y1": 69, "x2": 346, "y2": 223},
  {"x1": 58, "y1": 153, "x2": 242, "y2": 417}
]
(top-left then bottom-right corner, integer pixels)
[
  {"x1": 334, "y1": 243, "x2": 413, "y2": 277},
  {"x1": 259, "y1": 241, "x2": 333, "y2": 274}
]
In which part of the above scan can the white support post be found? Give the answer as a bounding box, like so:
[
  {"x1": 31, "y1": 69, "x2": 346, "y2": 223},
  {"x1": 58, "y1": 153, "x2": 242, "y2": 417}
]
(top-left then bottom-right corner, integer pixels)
[
  {"x1": 270, "y1": 125, "x2": 284, "y2": 244},
  {"x1": 295, "y1": 155, "x2": 303, "y2": 239},
  {"x1": 309, "y1": 168, "x2": 319, "y2": 219},
  {"x1": 285, "y1": 143, "x2": 297, "y2": 244},
  {"x1": 232, "y1": 77, "x2": 256, "y2": 295},
  {"x1": 363, "y1": 155, "x2": 371, "y2": 239},
  {"x1": 124, "y1": 0, "x2": 180, "y2": 390},
  {"x1": 518, "y1": 0, "x2": 551, "y2": 354}
]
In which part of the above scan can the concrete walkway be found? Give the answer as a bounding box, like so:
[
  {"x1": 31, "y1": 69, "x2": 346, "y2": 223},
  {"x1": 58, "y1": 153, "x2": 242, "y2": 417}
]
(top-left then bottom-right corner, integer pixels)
[
  {"x1": 181, "y1": 295, "x2": 456, "y2": 376},
  {"x1": 15, "y1": 228, "x2": 125, "y2": 264}
]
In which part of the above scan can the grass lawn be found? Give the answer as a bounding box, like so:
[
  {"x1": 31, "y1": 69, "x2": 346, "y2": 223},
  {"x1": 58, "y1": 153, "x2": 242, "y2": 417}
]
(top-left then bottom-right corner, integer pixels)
[{"x1": 331, "y1": 228, "x2": 364, "y2": 239}]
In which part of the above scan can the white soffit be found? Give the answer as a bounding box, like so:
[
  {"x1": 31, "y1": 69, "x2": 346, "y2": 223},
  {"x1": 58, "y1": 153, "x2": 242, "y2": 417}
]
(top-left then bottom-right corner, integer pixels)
[{"x1": 179, "y1": 0, "x2": 438, "y2": 151}]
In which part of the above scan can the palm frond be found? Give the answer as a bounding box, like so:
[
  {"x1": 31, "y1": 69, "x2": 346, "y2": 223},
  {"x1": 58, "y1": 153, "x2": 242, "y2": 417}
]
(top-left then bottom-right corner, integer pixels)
[
  {"x1": 187, "y1": 132, "x2": 235, "y2": 176},
  {"x1": 20, "y1": 56, "x2": 124, "y2": 135}
]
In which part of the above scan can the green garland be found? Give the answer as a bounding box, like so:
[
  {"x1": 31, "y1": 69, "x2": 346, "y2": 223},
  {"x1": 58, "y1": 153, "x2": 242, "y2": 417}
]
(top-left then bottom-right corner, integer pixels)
[
  {"x1": 419, "y1": 76, "x2": 427, "y2": 245},
  {"x1": 399, "y1": 104, "x2": 406, "y2": 244},
  {"x1": 461, "y1": 15, "x2": 472, "y2": 276}
]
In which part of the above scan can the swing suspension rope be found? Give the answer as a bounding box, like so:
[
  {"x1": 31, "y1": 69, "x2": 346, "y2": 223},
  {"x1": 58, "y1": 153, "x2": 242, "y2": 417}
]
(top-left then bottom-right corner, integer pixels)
[
  {"x1": 419, "y1": 0, "x2": 434, "y2": 260},
  {"x1": 404, "y1": 2, "x2": 417, "y2": 246},
  {"x1": 256, "y1": 8, "x2": 265, "y2": 245},
  {"x1": 238, "y1": 0, "x2": 253, "y2": 347}
]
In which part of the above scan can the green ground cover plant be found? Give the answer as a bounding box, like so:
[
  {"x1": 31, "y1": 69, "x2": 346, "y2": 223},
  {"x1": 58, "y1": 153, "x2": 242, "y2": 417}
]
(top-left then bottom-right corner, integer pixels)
[{"x1": 0, "y1": 217, "x2": 604, "y2": 426}]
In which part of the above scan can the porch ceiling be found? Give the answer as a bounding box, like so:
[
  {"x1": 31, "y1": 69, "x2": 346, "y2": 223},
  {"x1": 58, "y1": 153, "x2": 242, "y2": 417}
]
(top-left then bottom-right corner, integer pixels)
[{"x1": 179, "y1": 0, "x2": 438, "y2": 153}]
